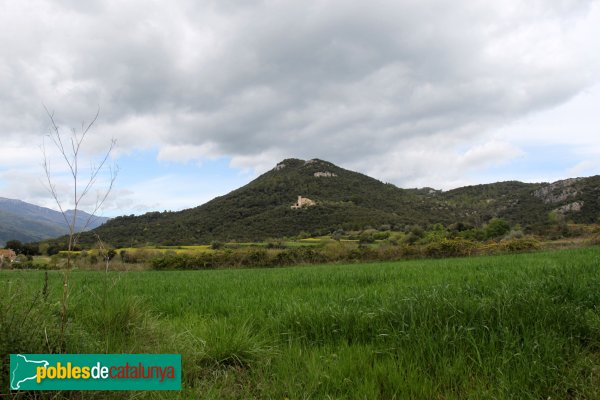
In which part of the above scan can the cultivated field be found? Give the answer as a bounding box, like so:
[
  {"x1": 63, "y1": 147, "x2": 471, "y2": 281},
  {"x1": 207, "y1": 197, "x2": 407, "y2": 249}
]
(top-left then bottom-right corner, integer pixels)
[{"x1": 2, "y1": 247, "x2": 600, "y2": 398}]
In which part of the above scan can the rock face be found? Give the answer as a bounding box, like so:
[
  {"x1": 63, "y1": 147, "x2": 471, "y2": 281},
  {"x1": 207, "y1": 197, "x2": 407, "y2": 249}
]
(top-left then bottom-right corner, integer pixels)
[
  {"x1": 554, "y1": 201, "x2": 584, "y2": 214},
  {"x1": 533, "y1": 178, "x2": 582, "y2": 204},
  {"x1": 314, "y1": 171, "x2": 337, "y2": 177}
]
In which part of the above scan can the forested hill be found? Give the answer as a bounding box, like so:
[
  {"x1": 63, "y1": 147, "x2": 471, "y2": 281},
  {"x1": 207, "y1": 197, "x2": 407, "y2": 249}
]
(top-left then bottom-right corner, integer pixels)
[
  {"x1": 80, "y1": 158, "x2": 600, "y2": 247},
  {"x1": 0, "y1": 197, "x2": 109, "y2": 246}
]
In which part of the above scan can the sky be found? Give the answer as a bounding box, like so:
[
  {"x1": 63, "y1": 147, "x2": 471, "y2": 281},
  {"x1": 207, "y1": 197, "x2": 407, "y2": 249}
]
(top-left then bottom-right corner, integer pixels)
[{"x1": 1, "y1": 0, "x2": 599, "y2": 217}]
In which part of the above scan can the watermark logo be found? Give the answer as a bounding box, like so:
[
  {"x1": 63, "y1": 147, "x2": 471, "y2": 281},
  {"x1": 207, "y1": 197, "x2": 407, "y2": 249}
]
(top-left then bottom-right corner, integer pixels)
[
  {"x1": 10, "y1": 354, "x2": 49, "y2": 390},
  {"x1": 9, "y1": 354, "x2": 181, "y2": 391}
]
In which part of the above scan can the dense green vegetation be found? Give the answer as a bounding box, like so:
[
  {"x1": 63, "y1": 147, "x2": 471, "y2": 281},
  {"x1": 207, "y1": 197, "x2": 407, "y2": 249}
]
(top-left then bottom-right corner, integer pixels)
[
  {"x1": 62, "y1": 158, "x2": 600, "y2": 247},
  {"x1": 10, "y1": 222, "x2": 548, "y2": 270},
  {"x1": 27, "y1": 218, "x2": 598, "y2": 271},
  {"x1": 3, "y1": 247, "x2": 600, "y2": 398}
]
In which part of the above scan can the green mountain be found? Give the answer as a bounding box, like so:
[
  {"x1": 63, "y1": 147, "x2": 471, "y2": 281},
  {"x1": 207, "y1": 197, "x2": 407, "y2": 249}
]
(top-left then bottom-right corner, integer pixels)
[
  {"x1": 0, "y1": 198, "x2": 109, "y2": 246},
  {"x1": 79, "y1": 159, "x2": 600, "y2": 247}
]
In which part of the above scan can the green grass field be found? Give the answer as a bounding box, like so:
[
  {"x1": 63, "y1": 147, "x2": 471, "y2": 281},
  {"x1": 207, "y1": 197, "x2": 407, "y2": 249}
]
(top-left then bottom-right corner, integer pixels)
[{"x1": 2, "y1": 247, "x2": 600, "y2": 398}]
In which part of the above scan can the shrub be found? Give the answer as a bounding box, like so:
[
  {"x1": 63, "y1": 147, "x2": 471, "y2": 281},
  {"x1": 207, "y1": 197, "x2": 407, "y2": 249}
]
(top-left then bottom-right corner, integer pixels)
[
  {"x1": 358, "y1": 231, "x2": 375, "y2": 244},
  {"x1": 403, "y1": 232, "x2": 420, "y2": 245},
  {"x1": 485, "y1": 218, "x2": 511, "y2": 239},
  {"x1": 372, "y1": 231, "x2": 391, "y2": 240},
  {"x1": 589, "y1": 235, "x2": 600, "y2": 246},
  {"x1": 331, "y1": 230, "x2": 343, "y2": 241},
  {"x1": 321, "y1": 242, "x2": 351, "y2": 261},
  {"x1": 504, "y1": 229, "x2": 524, "y2": 240},
  {"x1": 241, "y1": 249, "x2": 270, "y2": 267},
  {"x1": 211, "y1": 241, "x2": 224, "y2": 250},
  {"x1": 423, "y1": 238, "x2": 477, "y2": 258},
  {"x1": 265, "y1": 240, "x2": 285, "y2": 249},
  {"x1": 459, "y1": 228, "x2": 486, "y2": 241},
  {"x1": 500, "y1": 237, "x2": 541, "y2": 252},
  {"x1": 348, "y1": 246, "x2": 377, "y2": 261}
]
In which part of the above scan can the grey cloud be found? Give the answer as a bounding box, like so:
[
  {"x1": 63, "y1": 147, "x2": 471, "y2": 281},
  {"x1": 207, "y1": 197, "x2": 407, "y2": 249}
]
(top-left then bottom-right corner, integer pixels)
[{"x1": 1, "y1": 0, "x2": 599, "y2": 190}]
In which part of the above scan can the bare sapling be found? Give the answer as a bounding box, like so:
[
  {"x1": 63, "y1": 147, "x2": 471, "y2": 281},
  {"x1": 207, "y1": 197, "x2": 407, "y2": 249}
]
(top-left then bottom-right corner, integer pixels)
[{"x1": 42, "y1": 106, "x2": 117, "y2": 351}]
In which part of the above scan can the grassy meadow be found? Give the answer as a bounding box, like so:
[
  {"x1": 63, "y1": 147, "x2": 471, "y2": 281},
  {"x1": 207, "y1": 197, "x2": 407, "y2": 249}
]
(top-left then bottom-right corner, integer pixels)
[{"x1": 2, "y1": 246, "x2": 600, "y2": 398}]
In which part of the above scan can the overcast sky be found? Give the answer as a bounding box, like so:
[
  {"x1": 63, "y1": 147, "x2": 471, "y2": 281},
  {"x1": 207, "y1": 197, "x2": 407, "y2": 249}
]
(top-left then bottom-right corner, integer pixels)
[{"x1": 1, "y1": 0, "x2": 599, "y2": 217}]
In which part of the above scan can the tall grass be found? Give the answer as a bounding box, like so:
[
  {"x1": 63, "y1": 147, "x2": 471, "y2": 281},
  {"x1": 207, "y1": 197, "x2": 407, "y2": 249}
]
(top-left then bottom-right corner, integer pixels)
[{"x1": 2, "y1": 247, "x2": 600, "y2": 398}]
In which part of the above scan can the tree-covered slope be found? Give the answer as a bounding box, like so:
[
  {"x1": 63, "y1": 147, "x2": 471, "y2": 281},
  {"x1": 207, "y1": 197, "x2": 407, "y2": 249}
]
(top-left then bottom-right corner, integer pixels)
[
  {"x1": 85, "y1": 159, "x2": 442, "y2": 246},
  {"x1": 79, "y1": 159, "x2": 600, "y2": 247}
]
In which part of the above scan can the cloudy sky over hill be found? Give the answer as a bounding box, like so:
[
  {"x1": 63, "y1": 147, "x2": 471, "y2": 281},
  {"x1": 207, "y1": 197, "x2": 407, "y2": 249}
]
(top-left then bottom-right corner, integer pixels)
[{"x1": 1, "y1": 0, "x2": 599, "y2": 216}]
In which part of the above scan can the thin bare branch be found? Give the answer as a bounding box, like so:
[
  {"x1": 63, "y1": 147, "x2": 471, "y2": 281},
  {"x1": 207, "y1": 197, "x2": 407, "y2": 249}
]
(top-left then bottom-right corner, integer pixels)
[
  {"x1": 72, "y1": 163, "x2": 118, "y2": 249},
  {"x1": 42, "y1": 106, "x2": 115, "y2": 239},
  {"x1": 42, "y1": 138, "x2": 71, "y2": 231},
  {"x1": 41, "y1": 106, "x2": 115, "y2": 352}
]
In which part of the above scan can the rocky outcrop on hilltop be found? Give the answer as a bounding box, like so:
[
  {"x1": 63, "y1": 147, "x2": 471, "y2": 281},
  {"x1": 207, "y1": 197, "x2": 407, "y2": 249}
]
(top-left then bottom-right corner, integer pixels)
[{"x1": 533, "y1": 178, "x2": 582, "y2": 204}]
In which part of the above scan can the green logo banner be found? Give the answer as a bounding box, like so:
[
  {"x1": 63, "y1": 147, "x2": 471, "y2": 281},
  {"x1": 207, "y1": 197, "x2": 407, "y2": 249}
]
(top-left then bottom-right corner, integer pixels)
[{"x1": 10, "y1": 354, "x2": 181, "y2": 391}]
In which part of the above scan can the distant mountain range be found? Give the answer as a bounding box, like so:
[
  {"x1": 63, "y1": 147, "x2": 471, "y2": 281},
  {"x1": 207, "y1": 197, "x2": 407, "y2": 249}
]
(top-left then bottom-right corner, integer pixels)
[
  {"x1": 0, "y1": 197, "x2": 109, "y2": 246},
  {"x1": 75, "y1": 158, "x2": 600, "y2": 247}
]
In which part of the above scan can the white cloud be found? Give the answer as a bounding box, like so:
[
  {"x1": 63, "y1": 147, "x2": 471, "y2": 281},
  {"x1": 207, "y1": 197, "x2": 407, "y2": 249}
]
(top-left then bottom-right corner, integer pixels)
[
  {"x1": 567, "y1": 160, "x2": 600, "y2": 177},
  {"x1": 459, "y1": 141, "x2": 524, "y2": 170},
  {"x1": 157, "y1": 144, "x2": 216, "y2": 163},
  {"x1": 344, "y1": 136, "x2": 524, "y2": 190}
]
